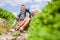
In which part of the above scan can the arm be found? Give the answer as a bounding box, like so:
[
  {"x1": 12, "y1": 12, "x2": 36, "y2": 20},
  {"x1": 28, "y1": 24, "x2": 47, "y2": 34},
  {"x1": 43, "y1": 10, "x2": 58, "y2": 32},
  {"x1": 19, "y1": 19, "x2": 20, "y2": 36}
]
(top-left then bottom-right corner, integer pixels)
[
  {"x1": 17, "y1": 12, "x2": 22, "y2": 22},
  {"x1": 26, "y1": 9, "x2": 31, "y2": 18},
  {"x1": 18, "y1": 12, "x2": 21, "y2": 19}
]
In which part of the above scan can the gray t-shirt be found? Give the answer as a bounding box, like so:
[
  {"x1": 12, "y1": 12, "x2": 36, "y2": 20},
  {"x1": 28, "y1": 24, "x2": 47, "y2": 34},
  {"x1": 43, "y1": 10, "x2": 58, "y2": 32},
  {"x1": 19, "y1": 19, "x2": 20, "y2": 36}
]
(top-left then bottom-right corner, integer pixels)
[{"x1": 19, "y1": 12, "x2": 29, "y2": 21}]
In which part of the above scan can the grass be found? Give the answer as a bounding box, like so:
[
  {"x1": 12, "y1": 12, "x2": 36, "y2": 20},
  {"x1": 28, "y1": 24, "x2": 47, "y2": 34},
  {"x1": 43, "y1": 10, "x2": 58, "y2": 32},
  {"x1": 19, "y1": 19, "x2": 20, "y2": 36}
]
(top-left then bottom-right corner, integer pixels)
[{"x1": 0, "y1": 23, "x2": 9, "y2": 35}]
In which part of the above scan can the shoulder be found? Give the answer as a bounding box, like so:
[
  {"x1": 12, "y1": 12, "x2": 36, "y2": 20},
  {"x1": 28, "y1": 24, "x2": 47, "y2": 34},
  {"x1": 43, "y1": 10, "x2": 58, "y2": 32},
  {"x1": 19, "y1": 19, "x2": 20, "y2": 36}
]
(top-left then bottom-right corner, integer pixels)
[{"x1": 26, "y1": 9, "x2": 30, "y2": 12}]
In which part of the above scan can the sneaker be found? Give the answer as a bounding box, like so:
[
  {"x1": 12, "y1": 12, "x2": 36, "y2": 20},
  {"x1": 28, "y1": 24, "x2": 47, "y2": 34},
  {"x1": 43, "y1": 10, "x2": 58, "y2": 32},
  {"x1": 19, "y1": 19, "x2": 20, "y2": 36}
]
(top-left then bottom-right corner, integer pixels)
[{"x1": 19, "y1": 27, "x2": 24, "y2": 32}]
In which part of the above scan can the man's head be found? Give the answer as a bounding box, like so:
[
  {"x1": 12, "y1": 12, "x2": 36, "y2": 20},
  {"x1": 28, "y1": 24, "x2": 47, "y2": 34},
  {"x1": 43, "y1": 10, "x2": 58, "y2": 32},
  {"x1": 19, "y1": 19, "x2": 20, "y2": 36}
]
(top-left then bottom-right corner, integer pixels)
[{"x1": 21, "y1": 5, "x2": 26, "y2": 12}]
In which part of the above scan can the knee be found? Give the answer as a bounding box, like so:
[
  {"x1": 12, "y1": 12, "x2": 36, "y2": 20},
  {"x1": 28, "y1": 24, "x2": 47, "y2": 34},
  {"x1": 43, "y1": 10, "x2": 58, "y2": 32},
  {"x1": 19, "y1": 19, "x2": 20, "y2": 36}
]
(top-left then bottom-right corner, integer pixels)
[{"x1": 27, "y1": 18, "x2": 30, "y2": 21}]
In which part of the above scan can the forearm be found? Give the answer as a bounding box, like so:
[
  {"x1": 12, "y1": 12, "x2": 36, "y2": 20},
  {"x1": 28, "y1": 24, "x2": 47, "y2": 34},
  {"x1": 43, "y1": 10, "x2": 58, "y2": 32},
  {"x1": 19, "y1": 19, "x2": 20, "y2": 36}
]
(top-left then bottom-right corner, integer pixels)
[
  {"x1": 19, "y1": 17, "x2": 30, "y2": 26},
  {"x1": 19, "y1": 18, "x2": 26, "y2": 27}
]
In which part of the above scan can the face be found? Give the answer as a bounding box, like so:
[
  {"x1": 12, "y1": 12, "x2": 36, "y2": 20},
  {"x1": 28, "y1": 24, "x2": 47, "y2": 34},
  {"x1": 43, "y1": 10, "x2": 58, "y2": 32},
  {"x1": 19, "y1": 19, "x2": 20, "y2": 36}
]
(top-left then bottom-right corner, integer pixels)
[{"x1": 21, "y1": 6, "x2": 26, "y2": 12}]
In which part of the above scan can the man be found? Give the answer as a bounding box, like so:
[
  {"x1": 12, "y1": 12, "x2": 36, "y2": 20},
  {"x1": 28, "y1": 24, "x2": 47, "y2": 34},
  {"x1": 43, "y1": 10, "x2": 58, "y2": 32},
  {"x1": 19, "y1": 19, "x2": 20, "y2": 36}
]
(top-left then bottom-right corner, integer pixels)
[{"x1": 16, "y1": 5, "x2": 31, "y2": 31}]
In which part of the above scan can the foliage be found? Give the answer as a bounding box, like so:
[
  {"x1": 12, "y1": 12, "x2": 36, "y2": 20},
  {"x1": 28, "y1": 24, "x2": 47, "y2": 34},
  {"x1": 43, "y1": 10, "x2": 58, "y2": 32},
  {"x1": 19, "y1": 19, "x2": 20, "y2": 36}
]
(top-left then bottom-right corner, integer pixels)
[
  {"x1": 11, "y1": 31, "x2": 20, "y2": 37},
  {"x1": 0, "y1": 8, "x2": 16, "y2": 26},
  {"x1": 28, "y1": 0, "x2": 60, "y2": 40},
  {"x1": 0, "y1": 24, "x2": 9, "y2": 35}
]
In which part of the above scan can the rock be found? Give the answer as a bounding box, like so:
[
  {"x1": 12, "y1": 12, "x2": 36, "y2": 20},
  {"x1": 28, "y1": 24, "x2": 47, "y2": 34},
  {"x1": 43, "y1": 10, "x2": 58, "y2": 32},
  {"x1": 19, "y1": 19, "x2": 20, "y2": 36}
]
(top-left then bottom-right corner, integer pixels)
[
  {"x1": 0, "y1": 18, "x2": 7, "y2": 26},
  {"x1": 16, "y1": 37, "x2": 26, "y2": 40},
  {"x1": 0, "y1": 32, "x2": 15, "y2": 40},
  {"x1": 30, "y1": 10, "x2": 39, "y2": 17},
  {"x1": 0, "y1": 30, "x2": 27, "y2": 40}
]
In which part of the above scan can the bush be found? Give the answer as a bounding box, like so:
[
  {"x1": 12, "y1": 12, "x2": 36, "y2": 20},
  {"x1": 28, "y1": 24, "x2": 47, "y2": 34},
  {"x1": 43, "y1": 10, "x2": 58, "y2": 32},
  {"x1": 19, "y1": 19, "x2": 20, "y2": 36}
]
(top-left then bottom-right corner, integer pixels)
[
  {"x1": 11, "y1": 31, "x2": 20, "y2": 37},
  {"x1": 0, "y1": 8, "x2": 16, "y2": 26},
  {"x1": 28, "y1": 0, "x2": 60, "y2": 40},
  {"x1": 0, "y1": 24, "x2": 8, "y2": 35},
  {"x1": 0, "y1": 8, "x2": 16, "y2": 34}
]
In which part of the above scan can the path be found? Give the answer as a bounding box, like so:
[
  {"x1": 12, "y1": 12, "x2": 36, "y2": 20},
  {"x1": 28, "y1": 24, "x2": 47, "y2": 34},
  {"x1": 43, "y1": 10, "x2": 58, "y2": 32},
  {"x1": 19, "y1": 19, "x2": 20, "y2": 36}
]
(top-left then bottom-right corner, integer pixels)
[{"x1": 0, "y1": 30, "x2": 28, "y2": 40}]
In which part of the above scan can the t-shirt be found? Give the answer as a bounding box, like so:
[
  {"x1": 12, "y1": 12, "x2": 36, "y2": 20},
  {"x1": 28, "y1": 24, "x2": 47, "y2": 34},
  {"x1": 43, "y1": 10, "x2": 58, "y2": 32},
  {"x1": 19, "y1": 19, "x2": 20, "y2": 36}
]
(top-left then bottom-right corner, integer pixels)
[{"x1": 19, "y1": 12, "x2": 30, "y2": 21}]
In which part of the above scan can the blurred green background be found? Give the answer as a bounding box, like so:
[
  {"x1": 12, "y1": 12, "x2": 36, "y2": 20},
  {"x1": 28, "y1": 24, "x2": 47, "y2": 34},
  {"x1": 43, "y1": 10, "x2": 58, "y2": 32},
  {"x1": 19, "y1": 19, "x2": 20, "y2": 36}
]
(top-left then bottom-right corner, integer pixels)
[{"x1": 28, "y1": 0, "x2": 60, "y2": 40}]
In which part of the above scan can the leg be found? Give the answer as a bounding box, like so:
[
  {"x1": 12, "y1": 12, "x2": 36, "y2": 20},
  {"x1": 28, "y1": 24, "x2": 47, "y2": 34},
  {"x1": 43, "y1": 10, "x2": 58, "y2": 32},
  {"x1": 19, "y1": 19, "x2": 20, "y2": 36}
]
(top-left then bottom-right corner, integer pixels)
[
  {"x1": 19, "y1": 18, "x2": 30, "y2": 31},
  {"x1": 16, "y1": 18, "x2": 28, "y2": 30},
  {"x1": 16, "y1": 18, "x2": 30, "y2": 30},
  {"x1": 21, "y1": 18, "x2": 30, "y2": 28},
  {"x1": 19, "y1": 18, "x2": 27, "y2": 27}
]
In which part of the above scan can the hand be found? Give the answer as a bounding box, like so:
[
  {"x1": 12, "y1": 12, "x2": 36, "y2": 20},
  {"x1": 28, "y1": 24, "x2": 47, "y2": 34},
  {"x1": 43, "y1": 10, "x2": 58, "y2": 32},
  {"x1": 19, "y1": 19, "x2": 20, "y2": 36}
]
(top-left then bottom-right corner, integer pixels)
[
  {"x1": 16, "y1": 26, "x2": 20, "y2": 30},
  {"x1": 20, "y1": 27, "x2": 24, "y2": 31}
]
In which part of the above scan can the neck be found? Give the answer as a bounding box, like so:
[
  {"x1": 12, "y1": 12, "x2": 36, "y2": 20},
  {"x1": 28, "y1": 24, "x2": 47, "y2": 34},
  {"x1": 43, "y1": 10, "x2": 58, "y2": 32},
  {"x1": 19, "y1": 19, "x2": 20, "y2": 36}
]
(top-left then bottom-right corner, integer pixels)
[{"x1": 22, "y1": 12, "x2": 25, "y2": 14}]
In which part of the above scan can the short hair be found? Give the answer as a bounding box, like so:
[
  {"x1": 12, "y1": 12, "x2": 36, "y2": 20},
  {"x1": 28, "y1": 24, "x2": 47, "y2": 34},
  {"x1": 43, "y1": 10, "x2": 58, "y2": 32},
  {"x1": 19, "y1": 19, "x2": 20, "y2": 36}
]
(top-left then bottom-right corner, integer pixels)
[{"x1": 21, "y1": 5, "x2": 25, "y2": 6}]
